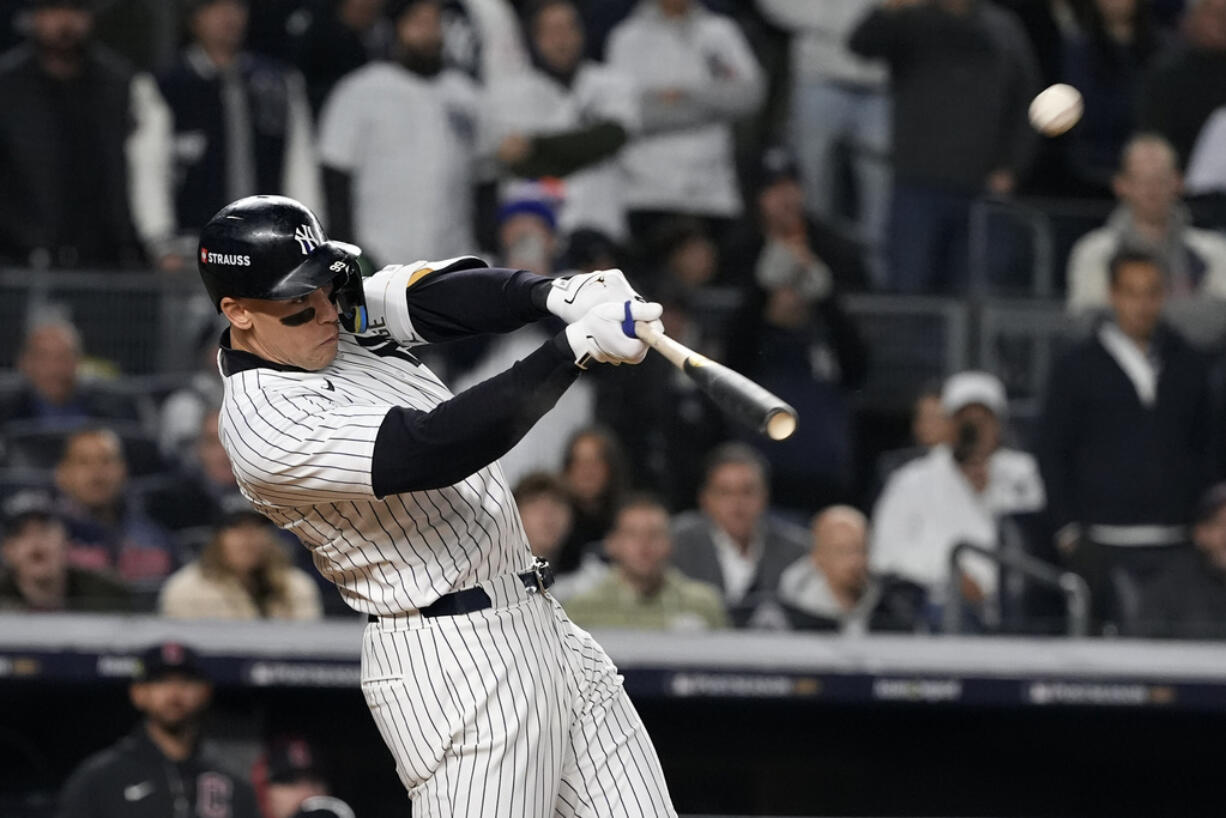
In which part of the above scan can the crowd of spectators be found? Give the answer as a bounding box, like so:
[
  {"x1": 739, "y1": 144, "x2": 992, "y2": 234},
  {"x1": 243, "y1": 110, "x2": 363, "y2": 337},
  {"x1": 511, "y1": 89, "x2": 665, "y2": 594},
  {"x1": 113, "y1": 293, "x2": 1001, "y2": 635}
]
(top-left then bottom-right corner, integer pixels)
[{"x1": 4, "y1": 0, "x2": 1226, "y2": 642}]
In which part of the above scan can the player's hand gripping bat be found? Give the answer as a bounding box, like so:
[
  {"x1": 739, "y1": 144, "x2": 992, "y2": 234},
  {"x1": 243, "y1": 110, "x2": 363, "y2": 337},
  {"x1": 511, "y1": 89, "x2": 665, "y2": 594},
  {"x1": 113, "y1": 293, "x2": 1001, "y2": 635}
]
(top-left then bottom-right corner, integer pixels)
[{"x1": 631, "y1": 320, "x2": 798, "y2": 441}]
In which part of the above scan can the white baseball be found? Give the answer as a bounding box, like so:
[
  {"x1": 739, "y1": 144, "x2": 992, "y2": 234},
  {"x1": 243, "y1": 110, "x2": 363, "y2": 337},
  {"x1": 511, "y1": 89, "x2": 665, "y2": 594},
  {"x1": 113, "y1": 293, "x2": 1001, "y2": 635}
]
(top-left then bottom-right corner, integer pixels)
[{"x1": 1029, "y1": 83, "x2": 1084, "y2": 137}]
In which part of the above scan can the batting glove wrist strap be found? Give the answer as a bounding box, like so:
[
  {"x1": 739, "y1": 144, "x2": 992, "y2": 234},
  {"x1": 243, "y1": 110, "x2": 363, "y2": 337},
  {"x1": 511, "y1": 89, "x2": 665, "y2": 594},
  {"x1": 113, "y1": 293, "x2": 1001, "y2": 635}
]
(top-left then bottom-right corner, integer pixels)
[
  {"x1": 546, "y1": 269, "x2": 645, "y2": 325},
  {"x1": 562, "y1": 300, "x2": 663, "y2": 369}
]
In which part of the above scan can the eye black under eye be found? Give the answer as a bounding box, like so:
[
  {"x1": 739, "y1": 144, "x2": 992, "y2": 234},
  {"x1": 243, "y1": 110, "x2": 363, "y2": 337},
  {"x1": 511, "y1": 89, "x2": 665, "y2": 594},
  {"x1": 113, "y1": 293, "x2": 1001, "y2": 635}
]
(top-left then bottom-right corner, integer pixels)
[{"x1": 280, "y1": 306, "x2": 316, "y2": 327}]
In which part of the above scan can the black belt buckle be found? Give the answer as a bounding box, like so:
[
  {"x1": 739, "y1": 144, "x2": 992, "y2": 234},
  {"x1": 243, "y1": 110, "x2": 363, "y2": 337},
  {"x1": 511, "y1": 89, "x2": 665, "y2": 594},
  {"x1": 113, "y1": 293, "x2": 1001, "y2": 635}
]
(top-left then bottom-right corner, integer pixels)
[{"x1": 525, "y1": 557, "x2": 555, "y2": 594}]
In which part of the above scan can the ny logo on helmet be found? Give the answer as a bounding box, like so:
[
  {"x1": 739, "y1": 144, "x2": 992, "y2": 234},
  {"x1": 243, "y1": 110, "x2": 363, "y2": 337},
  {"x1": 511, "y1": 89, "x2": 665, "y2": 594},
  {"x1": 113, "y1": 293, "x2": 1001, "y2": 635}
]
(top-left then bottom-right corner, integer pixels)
[{"x1": 294, "y1": 224, "x2": 323, "y2": 256}]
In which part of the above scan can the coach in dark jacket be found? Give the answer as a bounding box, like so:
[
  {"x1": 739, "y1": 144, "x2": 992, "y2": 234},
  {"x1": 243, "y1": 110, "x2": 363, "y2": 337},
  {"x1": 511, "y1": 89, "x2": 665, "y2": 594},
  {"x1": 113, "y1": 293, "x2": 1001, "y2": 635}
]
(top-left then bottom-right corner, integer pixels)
[
  {"x1": 57, "y1": 642, "x2": 259, "y2": 818},
  {"x1": 1038, "y1": 250, "x2": 1214, "y2": 631}
]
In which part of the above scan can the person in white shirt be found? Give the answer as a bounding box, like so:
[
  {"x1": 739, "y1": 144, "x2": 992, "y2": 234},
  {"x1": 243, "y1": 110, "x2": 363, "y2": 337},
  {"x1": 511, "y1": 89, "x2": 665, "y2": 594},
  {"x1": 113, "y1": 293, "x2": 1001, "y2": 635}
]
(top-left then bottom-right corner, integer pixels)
[
  {"x1": 318, "y1": 0, "x2": 484, "y2": 265},
  {"x1": 488, "y1": 0, "x2": 640, "y2": 242},
  {"x1": 606, "y1": 0, "x2": 764, "y2": 239},
  {"x1": 1066, "y1": 133, "x2": 1226, "y2": 347},
  {"x1": 870, "y1": 371, "x2": 1045, "y2": 613}
]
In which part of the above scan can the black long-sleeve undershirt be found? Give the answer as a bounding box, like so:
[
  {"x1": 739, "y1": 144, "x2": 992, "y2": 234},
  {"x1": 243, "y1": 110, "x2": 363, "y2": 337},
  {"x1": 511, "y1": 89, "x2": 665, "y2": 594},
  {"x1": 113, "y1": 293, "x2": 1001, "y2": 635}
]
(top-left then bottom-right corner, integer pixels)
[
  {"x1": 370, "y1": 334, "x2": 577, "y2": 496},
  {"x1": 402, "y1": 260, "x2": 553, "y2": 342}
]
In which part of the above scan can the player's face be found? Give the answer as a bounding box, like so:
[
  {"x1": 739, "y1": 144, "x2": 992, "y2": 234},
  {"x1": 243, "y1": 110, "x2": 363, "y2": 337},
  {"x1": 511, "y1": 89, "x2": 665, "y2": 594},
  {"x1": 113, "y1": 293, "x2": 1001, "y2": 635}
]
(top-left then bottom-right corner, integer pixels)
[
  {"x1": 608, "y1": 506, "x2": 672, "y2": 587},
  {"x1": 533, "y1": 3, "x2": 584, "y2": 74},
  {"x1": 700, "y1": 463, "x2": 767, "y2": 544},
  {"x1": 131, "y1": 675, "x2": 212, "y2": 734},
  {"x1": 228, "y1": 286, "x2": 342, "y2": 371}
]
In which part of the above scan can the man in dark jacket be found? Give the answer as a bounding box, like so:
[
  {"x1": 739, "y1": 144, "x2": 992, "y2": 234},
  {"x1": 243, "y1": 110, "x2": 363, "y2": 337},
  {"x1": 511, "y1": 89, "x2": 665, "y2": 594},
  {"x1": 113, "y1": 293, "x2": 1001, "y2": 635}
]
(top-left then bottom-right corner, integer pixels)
[
  {"x1": 1038, "y1": 250, "x2": 1214, "y2": 632},
  {"x1": 157, "y1": 0, "x2": 320, "y2": 236},
  {"x1": 849, "y1": 0, "x2": 1039, "y2": 293},
  {"x1": 0, "y1": 0, "x2": 173, "y2": 268},
  {"x1": 1136, "y1": 483, "x2": 1226, "y2": 638},
  {"x1": 671, "y1": 443, "x2": 809, "y2": 626},
  {"x1": 57, "y1": 641, "x2": 260, "y2": 818}
]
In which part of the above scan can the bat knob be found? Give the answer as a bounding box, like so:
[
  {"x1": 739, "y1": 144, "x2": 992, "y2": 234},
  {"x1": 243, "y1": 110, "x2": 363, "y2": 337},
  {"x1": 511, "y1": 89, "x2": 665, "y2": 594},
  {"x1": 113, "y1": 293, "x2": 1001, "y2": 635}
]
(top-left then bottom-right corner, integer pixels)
[{"x1": 765, "y1": 408, "x2": 798, "y2": 441}]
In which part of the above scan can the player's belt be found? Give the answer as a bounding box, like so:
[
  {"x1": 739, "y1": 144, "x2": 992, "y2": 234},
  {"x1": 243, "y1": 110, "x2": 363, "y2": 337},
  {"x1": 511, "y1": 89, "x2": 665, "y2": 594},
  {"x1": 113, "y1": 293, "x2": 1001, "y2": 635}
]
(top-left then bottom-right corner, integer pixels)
[{"x1": 368, "y1": 559, "x2": 555, "y2": 622}]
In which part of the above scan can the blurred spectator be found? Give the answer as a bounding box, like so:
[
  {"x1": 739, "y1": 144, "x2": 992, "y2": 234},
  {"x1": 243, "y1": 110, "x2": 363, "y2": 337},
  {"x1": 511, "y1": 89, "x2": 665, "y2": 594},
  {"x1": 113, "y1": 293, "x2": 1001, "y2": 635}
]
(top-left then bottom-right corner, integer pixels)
[
  {"x1": 146, "y1": 407, "x2": 251, "y2": 534},
  {"x1": 253, "y1": 736, "x2": 332, "y2": 818},
  {"x1": 319, "y1": 0, "x2": 483, "y2": 265},
  {"x1": 158, "y1": 323, "x2": 224, "y2": 463},
  {"x1": 515, "y1": 472, "x2": 573, "y2": 560},
  {"x1": 288, "y1": 0, "x2": 393, "y2": 115},
  {"x1": 777, "y1": 505, "x2": 924, "y2": 633},
  {"x1": 0, "y1": 318, "x2": 143, "y2": 430},
  {"x1": 0, "y1": 489, "x2": 130, "y2": 612},
  {"x1": 593, "y1": 279, "x2": 728, "y2": 512},
  {"x1": 871, "y1": 371, "x2": 1045, "y2": 616},
  {"x1": 441, "y1": 0, "x2": 529, "y2": 84},
  {"x1": 995, "y1": 0, "x2": 1083, "y2": 87},
  {"x1": 1040, "y1": 250, "x2": 1212, "y2": 632},
  {"x1": 159, "y1": 511, "x2": 322, "y2": 620},
  {"x1": 849, "y1": 0, "x2": 1039, "y2": 293},
  {"x1": 725, "y1": 147, "x2": 870, "y2": 515},
  {"x1": 754, "y1": 0, "x2": 890, "y2": 284},
  {"x1": 512, "y1": 471, "x2": 606, "y2": 600},
  {"x1": 1138, "y1": 0, "x2": 1226, "y2": 171},
  {"x1": 1136, "y1": 482, "x2": 1226, "y2": 638},
  {"x1": 1061, "y1": 0, "x2": 1169, "y2": 193},
  {"x1": 565, "y1": 494, "x2": 727, "y2": 630},
  {"x1": 58, "y1": 642, "x2": 260, "y2": 818},
  {"x1": 54, "y1": 426, "x2": 179, "y2": 594},
  {"x1": 557, "y1": 425, "x2": 628, "y2": 573},
  {"x1": 649, "y1": 216, "x2": 721, "y2": 290},
  {"x1": 1066, "y1": 133, "x2": 1226, "y2": 347},
  {"x1": 157, "y1": 0, "x2": 322, "y2": 245},
  {"x1": 0, "y1": 0, "x2": 174, "y2": 269},
  {"x1": 449, "y1": 195, "x2": 595, "y2": 482},
  {"x1": 607, "y1": 0, "x2": 764, "y2": 242},
  {"x1": 671, "y1": 442, "x2": 808, "y2": 626},
  {"x1": 874, "y1": 382, "x2": 952, "y2": 495},
  {"x1": 489, "y1": 0, "x2": 638, "y2": 242}
]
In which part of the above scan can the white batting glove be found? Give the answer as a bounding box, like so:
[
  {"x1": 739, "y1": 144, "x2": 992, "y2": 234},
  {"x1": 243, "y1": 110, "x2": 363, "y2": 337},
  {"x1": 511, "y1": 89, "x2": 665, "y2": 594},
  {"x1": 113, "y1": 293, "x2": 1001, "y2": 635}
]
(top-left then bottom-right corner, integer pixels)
[
  {"x1": 545, "y1": 269, "x2": 646, "y2": 324},
  {"x1": 563, "y1": 300, "x2": 663, "y2": 369}
]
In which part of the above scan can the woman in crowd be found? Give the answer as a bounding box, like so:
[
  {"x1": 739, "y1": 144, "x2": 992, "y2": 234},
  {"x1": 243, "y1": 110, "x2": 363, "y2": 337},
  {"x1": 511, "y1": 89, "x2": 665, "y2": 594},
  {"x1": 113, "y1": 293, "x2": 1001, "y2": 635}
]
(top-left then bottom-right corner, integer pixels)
[{"x1": 159, "y1": 511, "x2": 322, "y2": 620}]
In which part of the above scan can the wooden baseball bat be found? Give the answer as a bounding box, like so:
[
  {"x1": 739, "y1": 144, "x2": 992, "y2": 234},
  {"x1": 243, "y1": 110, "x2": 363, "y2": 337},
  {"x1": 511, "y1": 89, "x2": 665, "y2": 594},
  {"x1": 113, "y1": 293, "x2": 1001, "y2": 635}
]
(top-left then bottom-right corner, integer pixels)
[{"x1": 634, "y1": 322, "x2": 798, "y2": 441}]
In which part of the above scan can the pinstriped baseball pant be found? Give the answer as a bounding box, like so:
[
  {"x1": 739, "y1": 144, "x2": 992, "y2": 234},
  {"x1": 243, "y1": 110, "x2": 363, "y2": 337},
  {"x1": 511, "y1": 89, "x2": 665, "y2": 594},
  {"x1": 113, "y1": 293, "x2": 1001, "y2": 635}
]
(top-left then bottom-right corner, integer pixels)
[{"x1": 361, "y1": 572, "x2": 676, "y2": 817}]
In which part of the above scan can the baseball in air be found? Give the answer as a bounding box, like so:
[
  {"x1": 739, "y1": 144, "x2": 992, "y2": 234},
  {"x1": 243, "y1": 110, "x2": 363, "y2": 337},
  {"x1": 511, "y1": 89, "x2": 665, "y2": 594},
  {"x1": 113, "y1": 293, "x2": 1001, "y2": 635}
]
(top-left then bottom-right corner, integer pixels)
[{"x1": 1029, "y1": 83, "x2": 1083, "y2": 136}]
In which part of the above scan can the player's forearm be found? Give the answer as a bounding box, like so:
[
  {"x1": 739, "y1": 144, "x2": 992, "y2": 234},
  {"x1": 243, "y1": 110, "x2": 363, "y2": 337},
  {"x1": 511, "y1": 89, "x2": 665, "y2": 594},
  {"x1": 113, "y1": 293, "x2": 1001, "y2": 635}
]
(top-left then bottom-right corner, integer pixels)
[
  {"x1": 406, "y1": 266, "x2": 553, "y2": 340},
  {"x1": 370, "y1": 336, "x2": 578, "y2": 496}
]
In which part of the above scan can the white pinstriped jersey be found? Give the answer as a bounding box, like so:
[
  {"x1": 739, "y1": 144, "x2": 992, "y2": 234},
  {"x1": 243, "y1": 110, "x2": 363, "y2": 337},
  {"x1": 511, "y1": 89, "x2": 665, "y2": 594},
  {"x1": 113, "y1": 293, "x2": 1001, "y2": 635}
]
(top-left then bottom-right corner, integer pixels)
[{"x1": 217, "y1": 330, "x2": 533, "y2": 616}]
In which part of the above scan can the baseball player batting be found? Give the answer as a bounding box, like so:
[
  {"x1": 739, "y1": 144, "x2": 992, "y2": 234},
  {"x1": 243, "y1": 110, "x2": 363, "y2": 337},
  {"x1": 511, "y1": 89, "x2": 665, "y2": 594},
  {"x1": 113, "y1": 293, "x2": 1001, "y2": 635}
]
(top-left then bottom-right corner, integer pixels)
[{"x1": 198, "y1": 195, "x2": 676, "y2": 816}]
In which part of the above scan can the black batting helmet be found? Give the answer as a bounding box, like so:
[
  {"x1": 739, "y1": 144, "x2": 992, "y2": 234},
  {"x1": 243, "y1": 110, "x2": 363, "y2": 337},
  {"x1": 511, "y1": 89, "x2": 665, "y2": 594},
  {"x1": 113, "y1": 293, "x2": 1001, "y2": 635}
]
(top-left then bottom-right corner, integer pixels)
[{"x1": 197, "y1": 196, "x2": 368, "y2": 331}]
